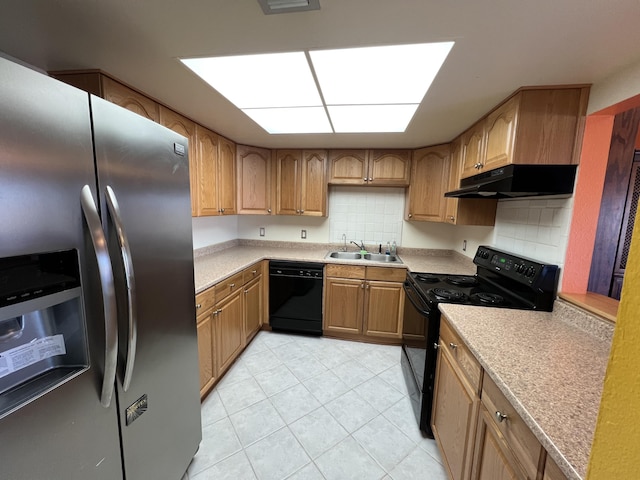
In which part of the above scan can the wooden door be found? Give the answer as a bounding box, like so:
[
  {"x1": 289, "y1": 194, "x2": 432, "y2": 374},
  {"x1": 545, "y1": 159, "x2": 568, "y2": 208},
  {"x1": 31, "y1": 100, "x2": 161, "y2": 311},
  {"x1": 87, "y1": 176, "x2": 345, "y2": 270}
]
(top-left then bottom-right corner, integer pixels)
[
  {"x1": 460, "y1": 121, "x2": 486, "y2": 179},
  {"x1": 368, "y1": 150, "x2": 411, "y2": 186},
  {"x1": 217, "y1": 136, "x2": 237, "y2": 215},
  {"x1": 484, "y1": 95, "x2": 519, "y2": 171},
  {"x1": 243, "y1": 276, "x2": 263, "y2": 342},
  {"x1": 195, "y1": 125, "x2": 220, "y2": 216},
  {"x1": 274, "y1": 150, "x2": 302, "y2": 215},
  {"x1": 405, "y1": 144, "x2": 450, "y2": 222},
  {"x1": 159, "y1": 106, "x2": 198, "y2": 216},
  {"x1": 102, "y1": 76, "x2": 160, "y2": 122},
  {"x1": 364, "y1": 280, "x2": 404, "y2": 339},
  {"x1": 237, "y1": 145, "x2": 272, "y2": 215},
  {"x1": 215, "y1": 290, "x2": 244, "y2": 374},
  {"x1": 196, "y1": 312, "x2": 215, "y2": 397},
  {"x1": 432, "y1": 345, "x2": 479, "y2": 480},
  {"x1": 324, "y1": 277, "x2": 364, "y2": 335},
  {"x1": 471, "y1": 405, "x2": 522, "y2": 480},
  {"x1": 300, "y1": 150, "x2": 327, "y2": 216},
  {"x1": 328, "y1": 150, "x2": 368, "y2": 184}
]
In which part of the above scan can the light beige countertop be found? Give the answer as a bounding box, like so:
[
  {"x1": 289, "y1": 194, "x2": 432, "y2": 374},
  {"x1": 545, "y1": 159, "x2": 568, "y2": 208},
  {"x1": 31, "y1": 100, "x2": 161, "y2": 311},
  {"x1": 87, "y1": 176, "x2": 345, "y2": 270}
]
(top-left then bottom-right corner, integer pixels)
[
  {"x1": 439, "y1": 300, "x2": 614, "y2": 480},
  {"x1": 193, "y1": 240, "x2": 475, "y2": 293}
]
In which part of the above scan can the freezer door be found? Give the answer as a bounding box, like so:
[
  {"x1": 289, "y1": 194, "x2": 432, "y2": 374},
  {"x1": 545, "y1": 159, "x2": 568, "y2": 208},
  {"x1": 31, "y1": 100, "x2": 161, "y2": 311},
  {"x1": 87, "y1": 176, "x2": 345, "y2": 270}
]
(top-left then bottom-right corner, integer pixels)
[
  {"x1": 90, "y1": 96, "x2": 202, "y2": 480},
  {"x1": 0, "y1": 59, "x2": 123, "y2": 478}
]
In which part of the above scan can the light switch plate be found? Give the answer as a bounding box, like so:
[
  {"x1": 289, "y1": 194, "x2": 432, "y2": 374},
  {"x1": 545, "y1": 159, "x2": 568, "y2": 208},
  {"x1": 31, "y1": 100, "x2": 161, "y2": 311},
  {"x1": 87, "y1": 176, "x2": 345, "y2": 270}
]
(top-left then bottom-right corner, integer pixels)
[
  {"x1": 259, "y1": 227, "x2": 265, "y2": 237},
  {"x1": 301, "y1": 229, "x2": 307, "y2": 239}
]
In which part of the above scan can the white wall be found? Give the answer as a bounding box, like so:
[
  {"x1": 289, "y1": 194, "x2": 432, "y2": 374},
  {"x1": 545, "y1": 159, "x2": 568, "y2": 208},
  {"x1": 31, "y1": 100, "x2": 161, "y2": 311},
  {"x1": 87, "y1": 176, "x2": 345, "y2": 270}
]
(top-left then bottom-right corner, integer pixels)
[
  {"x1": 587, "y1": 56, "x2": 640, "y2": 114},
  {"x1": 238, "y1": 215, "x2": 330, "y2": 242},
  {"x1": 192, "y1": 215, "x2": 239, "y2": 249}
]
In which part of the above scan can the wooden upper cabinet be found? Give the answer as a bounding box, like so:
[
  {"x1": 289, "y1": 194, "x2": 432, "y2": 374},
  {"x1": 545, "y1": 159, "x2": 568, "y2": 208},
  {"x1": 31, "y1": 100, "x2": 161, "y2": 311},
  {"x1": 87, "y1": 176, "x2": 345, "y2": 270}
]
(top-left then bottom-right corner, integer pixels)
[
  {"x1": 101, "y1": 76, "x2": 160, "y2": 122},
  {"x1": 195, "y1": 125, "x2": 219, "y2": 216},
  {"x1": 328, "y1": 150, "x2": 368, "y2": 184},
  {"x1": 460, "y1": 120, "x2": 486, "y2": 179},
  {"x1": 405, "y1": 144, "x2": 451, "y2": 222},
  {"x1": 218, "y1": 136, "x2": 237, "y2": 215},
  {"x1": 460, "y1": 86, "x2": 589, "y2": 179},
  {"x1": 274, "y1": 149, "x2": 327, "y2": 216},
  {"x1": 368, "y1": 150, "x2": 411, "y2": 186},
  {"x1": 159, "y1": 106, "x2": 198, "y2": 216},
  {"x1": 328, "y1": 149, "x2": 411, "y2": 186},
  {"x1": 237, "y1": 145, "x2": 272, "y2": 215}
]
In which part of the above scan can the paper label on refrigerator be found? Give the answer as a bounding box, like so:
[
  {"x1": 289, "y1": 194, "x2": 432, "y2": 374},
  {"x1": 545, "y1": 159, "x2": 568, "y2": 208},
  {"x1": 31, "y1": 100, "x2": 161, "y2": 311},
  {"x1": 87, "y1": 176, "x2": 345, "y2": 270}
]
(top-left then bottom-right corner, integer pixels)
[{"x1": 0, "y1": 334, "x2": 67, "y2": 379}]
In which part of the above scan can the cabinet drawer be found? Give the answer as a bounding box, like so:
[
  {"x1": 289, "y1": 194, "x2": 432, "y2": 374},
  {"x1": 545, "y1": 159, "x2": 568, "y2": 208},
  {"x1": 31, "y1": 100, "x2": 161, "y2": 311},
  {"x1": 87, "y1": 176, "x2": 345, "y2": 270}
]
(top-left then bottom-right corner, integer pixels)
[
  {"x1": 482, "y1": 374, "x2": 543, "y2": 480},
  {"x1": 366, "y1": 266, "x2": 406, "y2": 282},
  {"x1": 439, "y1": 318, "x2": 482, "y2": 391},
  {"x1": 243, "y1": 263, "x2": 262, "y2": 284},
  {"x1": 195, "y1": 287, "x2": 216, "y2": 317},
  {"x1": 326, "y1": 264, "x2": 366, "y2": 279},
  {"x1": 215, "y1": 272, "x2": 244, "y2": 302}
]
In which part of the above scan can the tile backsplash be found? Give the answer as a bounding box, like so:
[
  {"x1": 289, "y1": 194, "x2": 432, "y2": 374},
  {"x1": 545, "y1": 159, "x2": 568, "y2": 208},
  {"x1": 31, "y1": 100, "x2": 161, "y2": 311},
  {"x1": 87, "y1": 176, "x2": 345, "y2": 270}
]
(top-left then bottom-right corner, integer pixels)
[
  {"x1": 328, "y1": 186, "x2": 404, "y2": 248},
  {"x1": 493, "y1": 196, "x2": 574, "y2": 268}
]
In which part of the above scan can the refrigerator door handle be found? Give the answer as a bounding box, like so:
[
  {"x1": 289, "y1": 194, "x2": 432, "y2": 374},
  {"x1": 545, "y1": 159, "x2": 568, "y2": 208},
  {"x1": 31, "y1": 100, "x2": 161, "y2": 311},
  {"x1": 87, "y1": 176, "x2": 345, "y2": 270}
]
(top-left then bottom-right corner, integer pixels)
[
  {"x1": 105, "y1": 185, "x2": 137, "y2": 391},
  {"x1": 80, "y1": 185, "x2": 118, "y2": 407}
]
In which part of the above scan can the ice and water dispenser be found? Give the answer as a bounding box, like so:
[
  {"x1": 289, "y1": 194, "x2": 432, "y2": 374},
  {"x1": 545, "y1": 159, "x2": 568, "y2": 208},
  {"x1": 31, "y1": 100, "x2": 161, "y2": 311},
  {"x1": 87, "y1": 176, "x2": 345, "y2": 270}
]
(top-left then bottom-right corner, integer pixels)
[{"x1": 0, "y1": 250, "x2": 88, "y2": 418}]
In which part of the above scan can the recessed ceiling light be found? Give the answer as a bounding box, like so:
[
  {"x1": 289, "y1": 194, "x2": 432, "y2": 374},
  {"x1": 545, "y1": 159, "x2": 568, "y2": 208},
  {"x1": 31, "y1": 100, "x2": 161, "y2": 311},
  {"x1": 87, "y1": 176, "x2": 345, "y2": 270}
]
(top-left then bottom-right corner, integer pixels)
[
  {"x1": 180, "y1": 41, "x2": 454, "y2": 135},
  {"x1": 257, "y1": 0, "x2": 320, "y2": 15}
]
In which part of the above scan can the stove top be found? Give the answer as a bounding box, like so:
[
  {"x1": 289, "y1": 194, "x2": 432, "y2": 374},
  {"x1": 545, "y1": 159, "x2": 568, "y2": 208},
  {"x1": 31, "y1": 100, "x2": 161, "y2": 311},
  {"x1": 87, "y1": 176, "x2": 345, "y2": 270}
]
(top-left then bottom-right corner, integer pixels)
[{"x1": 407, "y1": 245, "x2": 560, "y2": 312}]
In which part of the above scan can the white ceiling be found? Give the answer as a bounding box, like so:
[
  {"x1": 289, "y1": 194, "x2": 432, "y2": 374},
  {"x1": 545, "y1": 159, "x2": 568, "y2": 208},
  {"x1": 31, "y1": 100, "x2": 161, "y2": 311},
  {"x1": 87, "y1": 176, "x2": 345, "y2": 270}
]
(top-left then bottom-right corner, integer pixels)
[{"x1": 1, "y1": 0, "x2": 639, "y2": 149}]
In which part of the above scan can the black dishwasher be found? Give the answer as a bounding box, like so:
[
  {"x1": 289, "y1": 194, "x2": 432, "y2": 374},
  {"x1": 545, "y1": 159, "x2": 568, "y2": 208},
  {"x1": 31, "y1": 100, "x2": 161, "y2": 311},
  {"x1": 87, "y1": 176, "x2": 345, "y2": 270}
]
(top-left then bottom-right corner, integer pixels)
[{"x1": 269, "y1": 261, "x2": 323, "y2": 335}]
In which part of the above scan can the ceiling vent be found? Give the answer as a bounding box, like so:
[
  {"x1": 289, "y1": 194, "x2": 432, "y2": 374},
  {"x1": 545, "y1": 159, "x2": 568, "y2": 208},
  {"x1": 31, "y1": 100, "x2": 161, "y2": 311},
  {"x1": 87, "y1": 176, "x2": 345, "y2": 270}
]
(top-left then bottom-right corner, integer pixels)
[{"x1": 257, "y1": 0, "x2": 320, "y2": 15}]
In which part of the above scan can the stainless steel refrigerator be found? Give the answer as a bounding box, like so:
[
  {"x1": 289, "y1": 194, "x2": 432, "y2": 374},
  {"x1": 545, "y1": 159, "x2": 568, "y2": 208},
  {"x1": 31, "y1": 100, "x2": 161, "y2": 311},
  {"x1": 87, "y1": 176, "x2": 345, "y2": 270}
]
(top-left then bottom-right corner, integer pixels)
[{"x1": 0, "y1": 56, "x2": 202, "y2": 479}]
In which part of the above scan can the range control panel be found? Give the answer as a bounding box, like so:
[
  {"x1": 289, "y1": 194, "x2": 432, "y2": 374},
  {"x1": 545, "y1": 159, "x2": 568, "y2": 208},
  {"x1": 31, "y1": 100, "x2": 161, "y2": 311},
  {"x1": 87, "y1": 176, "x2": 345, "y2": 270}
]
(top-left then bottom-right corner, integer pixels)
[{"x1": 473, "y1": 246, "x2": 557, "y2": 286}]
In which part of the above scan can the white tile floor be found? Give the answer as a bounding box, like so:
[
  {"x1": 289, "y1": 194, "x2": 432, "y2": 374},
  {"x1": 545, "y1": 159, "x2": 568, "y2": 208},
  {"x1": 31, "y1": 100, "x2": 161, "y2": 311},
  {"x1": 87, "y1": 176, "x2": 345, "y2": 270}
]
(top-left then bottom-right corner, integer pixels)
[{"x1": 184, "y1": 331, "x2": 448, "y2": 480}]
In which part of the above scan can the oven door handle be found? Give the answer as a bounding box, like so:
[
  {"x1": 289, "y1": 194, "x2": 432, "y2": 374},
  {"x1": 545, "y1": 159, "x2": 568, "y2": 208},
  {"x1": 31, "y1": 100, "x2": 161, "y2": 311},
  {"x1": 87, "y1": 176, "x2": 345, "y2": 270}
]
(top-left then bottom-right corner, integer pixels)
[{"x1": 403, "y1": 282, "x2": 431, "y2": 316}]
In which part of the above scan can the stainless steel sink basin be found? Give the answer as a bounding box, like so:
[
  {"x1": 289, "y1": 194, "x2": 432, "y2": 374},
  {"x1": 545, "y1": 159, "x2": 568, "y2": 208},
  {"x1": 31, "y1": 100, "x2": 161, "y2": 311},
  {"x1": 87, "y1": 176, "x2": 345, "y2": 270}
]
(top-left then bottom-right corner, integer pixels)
[
  {"x1": 364, "y1": 253, "x2": 400, "y2": 263},
  {"x1": 325, "y1": 251, "x2": 402, "y2": 263},
  {"x1": 328, "y1": 252, "x2": 362, "y2": 260}
]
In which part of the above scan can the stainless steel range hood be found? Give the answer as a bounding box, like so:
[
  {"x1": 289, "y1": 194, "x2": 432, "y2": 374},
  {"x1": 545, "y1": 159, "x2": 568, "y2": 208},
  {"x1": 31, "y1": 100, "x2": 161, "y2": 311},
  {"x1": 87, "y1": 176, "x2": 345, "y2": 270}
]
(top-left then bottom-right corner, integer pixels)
[{"x1": 444, "y1": 164, "x2": 578, "y2": 199}]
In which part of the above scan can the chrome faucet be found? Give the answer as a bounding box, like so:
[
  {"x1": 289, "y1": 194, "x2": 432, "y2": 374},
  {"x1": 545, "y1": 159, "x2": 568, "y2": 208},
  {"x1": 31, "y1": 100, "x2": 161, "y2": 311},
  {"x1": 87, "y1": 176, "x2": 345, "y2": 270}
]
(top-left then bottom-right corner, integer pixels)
[{"x1": 350, "y1": 240, "x2": 366, "y2": 251}]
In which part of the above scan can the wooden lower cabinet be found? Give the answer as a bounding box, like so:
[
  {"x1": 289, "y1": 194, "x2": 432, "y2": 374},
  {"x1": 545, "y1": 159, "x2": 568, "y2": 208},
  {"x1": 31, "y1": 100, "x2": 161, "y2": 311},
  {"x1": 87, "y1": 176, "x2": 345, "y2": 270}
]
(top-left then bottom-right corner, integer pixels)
[
  {"x1": 432, "y1": 337, "x2": 481, "y2": 480},
  {"x1": 542, "y1": 455, "x2": 567, "y2": 480},
  {"x1": 324, "y1": 265, "x2": 405, "y2": 341},
  {"x1": 243, "y1": 274, "x2": 263, "y2": 343},
  {"x1": 196, "y1": 309, "x2": 215, "y2": 396},
  {"x1": 215, "y1": 289, "x2": 244, "y2": 374}
]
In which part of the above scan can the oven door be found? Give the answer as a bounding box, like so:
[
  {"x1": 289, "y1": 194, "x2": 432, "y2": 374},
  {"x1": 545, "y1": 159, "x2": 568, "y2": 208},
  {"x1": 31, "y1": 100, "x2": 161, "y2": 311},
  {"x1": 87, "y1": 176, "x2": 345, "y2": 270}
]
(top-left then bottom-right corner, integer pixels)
[{"x1": 401, "y1": 279, "x2": 439, "y2": 438}]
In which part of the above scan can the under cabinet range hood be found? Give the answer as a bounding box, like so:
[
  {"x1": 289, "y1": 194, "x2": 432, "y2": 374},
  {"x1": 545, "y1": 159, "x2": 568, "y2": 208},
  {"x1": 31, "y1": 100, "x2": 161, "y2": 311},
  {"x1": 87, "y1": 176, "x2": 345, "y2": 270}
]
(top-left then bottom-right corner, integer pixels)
[{"x1": 444, "y1": 164, "x2": 578, "y2": 199}]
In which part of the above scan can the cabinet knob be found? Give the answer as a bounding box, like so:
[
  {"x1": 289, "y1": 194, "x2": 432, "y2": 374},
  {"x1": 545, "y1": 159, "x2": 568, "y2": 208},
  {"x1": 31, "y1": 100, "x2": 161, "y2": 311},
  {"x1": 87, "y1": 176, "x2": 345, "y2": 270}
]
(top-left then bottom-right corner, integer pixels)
[
  {"x1": 300, "y1": 210, "x2": 304, "y2": 214},
  {"x1": 368, "y1": 177, "x2": 373, "y2": 182},
  {"x1": 408, "y1": 213, "x2": 413, "y2": 218},
  {"x1": 449, "y1": 342, "x2": 458, "y2": 349},
  {"x1": 229, "y1": 283, "x2": 235, "y2": 288},
  {"x1": 296, "y1": 209, "x2": 300, "y2": 213},
  {"x1": 433, "y1": 343, "x2": 440, "y2": 350},
  {"x1": 361, "y1": 283, "x2": 365, "y2": 289},
  {"x1": 196, "y1": 303, "x2": 202, "y2": 309},
  {"x1": 267, "y1": 208, "x2": 272, "y2": 213},
  {"x1": 495, "y1": 411, "x2": 508, "y2": 423},
  {"x1": 244, "y1": 289, "x2": 249, "y2": 294},
  {"x1": 363, "y1": 177, "x2": 368, "y2": 181},
  {"x1": 221, "y1": 208, "x2": 225, "y2": 213},
  {"x1": 252, "y1": 270, "x2": 257, "y2": 275}
]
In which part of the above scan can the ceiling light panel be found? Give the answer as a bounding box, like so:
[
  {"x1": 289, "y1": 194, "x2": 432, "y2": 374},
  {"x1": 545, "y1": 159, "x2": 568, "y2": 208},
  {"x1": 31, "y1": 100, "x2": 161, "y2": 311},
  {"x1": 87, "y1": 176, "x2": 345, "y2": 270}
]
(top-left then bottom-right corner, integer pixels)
[
  {"x1": 181, "y1": 52, "x2": 322, "y2": 109},
  {"x1": 328, "y1": 105, "x2": 419, "y2": 133},
  {"x1": 309, "y1": 42, "x2": 454, "y2": 105},
  {"x1": 257, "y1": 0, "x2": 320, "y2": 15},
  {"x1": 242, "y1": 107, "x2": 332, "y2": 134}
]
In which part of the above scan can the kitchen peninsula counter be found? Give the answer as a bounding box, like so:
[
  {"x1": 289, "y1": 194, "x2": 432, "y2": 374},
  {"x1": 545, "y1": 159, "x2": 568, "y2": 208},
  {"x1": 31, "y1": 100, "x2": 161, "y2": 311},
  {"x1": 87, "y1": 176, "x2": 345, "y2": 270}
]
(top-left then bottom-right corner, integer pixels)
[
  {"x1": 193, "y1": 241, "x2": 475, "y2": 293},
  {"x1": 439, "y1": 301, "x2": 614, "y2": 480}
]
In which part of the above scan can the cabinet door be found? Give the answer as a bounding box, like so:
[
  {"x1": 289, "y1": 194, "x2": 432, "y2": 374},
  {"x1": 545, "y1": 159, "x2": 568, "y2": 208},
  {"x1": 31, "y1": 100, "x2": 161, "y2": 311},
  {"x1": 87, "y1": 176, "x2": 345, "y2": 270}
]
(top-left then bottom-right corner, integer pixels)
[
  {"x1": 484, "y1": 95, "x2": 519, "y2": 171},
  {"x1": 432, "y1": 345, "x2": 480, "y2": 480},
  {"x1": 471, "y1": 405, "x2": 523, "y2": 480},
  {"x1": 195, "y1": 125, "x2": 220, "y2": 216},
  {"x1": 218, "y1": 136, "x2": 237, "y2": 215},
  {"x1": 445, "y1": 137, "x2": 463, "y2": 224},
  {"x1": 460, "y1": 121, "x2": 485, "y2": 179},
  {"x1": 244, "y1": 276, "x2": 263, "y2": 342},
  {"x1": 237, "y1": 145, "x2": 272, "y2": 215},
  {"x1": 196, "y1": 313, "x2": 215, "y2": 397},
  {"x1": 324, "y1": 277, "x2": 364, "y2": 335},
  {"x1": 300, "y1": 150, "x2": 327, "y2": 216},
  {"x1": 543, "y1": 455, "x2": 567, "y2": 480},
  {"x1": 159, "y1": 106, "x2": 198, "y2": 216},
  {"x1": 215, "y1": 291, "x2": 244, "y2": 374},
  {"x1": 369, "y1": 150, "x2": 411, "y2": 186},
  {"x1": 364, "y1": 280, "x2": 404, "y2": 339},
  {"x1": 274, "y1": 150, "x2": 301, "y2": 215},
  {"x1": 328, "y1": 149, "x2": 368, "y2": 184},
  {"x1": 405, "y1": 144, "x2": 450, "y2": 222},
  {"x1": 102, "y1": 76, "x2": 160, "y2": 122}
]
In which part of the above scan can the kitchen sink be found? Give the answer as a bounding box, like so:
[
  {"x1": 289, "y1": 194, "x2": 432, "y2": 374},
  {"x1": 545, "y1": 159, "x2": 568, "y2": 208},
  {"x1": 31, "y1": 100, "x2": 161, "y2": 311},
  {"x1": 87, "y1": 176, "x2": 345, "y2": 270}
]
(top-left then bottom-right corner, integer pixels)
[
  {"x1": 328, "y1": 252, "x2": 362, "y2": 260},
  {"x1": 325, "y1": 251, "x2": 402, "y2": 263}
]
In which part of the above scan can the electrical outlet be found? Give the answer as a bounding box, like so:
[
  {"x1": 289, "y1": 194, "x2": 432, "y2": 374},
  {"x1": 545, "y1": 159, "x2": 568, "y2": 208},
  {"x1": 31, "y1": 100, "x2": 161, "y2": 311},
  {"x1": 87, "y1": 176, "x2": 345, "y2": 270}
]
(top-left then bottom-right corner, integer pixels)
[
  {"x1": 463, "y1": 239, "x2": 467, "y2": 251},
  {"x1": 301, "y1": 229, "x2": 307, "y2": 239},
  {"x1": 259, "y1": 227, "x2": 265, "y2": 237}
]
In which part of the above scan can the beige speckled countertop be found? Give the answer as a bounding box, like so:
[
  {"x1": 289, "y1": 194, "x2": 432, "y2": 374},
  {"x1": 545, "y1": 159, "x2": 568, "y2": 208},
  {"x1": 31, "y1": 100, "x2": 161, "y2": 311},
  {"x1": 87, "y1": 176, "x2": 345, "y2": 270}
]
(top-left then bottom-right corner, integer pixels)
[
  {"x1": 439, "y1": 301, "x2": 614, "y2": 480},
  {"x1": 193, "y1": 240, "x2": 476, "y2": 293}
]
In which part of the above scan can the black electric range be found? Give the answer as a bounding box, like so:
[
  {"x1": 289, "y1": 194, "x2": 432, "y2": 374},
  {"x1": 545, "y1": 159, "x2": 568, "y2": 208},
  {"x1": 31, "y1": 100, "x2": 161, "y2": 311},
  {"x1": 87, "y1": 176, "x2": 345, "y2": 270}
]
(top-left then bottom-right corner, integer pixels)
[{"x1": 401, "y1": 246, "x2": 559, "y2": 438}]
